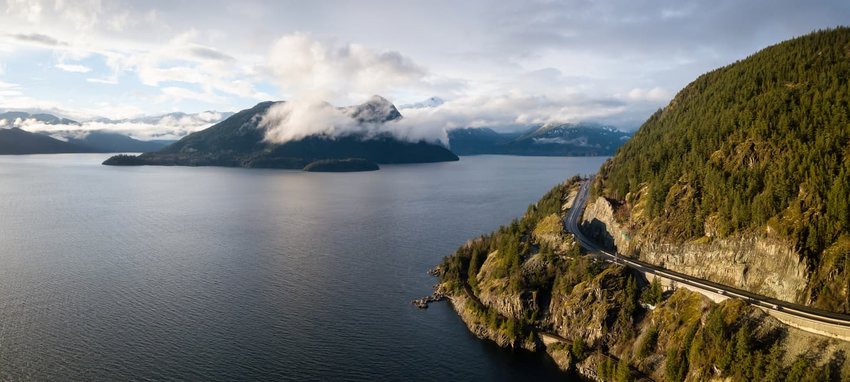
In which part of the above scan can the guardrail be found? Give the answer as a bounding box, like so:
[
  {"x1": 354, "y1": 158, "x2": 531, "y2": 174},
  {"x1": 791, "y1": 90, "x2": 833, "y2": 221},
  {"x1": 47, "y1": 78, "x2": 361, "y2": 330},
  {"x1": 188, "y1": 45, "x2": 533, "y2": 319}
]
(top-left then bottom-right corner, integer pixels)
[{"x1": 564, "y1": 180, "x2": 850, "y2": 341}]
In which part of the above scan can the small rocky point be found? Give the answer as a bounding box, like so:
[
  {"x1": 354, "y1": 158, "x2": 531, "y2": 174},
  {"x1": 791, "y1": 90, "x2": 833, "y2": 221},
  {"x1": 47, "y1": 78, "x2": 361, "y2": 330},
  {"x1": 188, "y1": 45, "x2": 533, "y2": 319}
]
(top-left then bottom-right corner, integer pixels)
[{"x1": 412, "y1": 292, "x2": 446, "y2": 309}]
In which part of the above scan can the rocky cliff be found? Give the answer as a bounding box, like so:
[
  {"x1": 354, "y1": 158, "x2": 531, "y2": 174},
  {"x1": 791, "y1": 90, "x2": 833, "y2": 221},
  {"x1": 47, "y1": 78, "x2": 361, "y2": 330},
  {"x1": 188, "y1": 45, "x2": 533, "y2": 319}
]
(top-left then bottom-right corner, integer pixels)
[
  {"x1": 581, "y1": 196, "x2": 809, "y2": 304},
  {"x1": 592, "y1": 28, "x2": 850, "y2": 313},
  {"x1": 437, "y1": 177, "x2": 850, "y2": 381}
]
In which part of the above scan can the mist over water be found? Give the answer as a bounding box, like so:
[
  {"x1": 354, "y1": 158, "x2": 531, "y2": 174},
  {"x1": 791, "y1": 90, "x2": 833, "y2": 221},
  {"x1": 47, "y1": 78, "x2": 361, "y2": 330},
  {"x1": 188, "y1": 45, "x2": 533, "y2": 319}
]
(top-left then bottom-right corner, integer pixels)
[{"x1": 0, "y1": 154, "x2": 604, "y2": 381}]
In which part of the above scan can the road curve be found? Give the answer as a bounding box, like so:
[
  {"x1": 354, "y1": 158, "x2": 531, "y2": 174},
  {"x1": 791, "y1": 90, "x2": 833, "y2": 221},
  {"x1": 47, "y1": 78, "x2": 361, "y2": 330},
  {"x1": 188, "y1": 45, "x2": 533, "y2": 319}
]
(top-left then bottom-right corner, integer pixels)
[{"x1": 564, "y1": 179, "x2": 850, "y2": 327}]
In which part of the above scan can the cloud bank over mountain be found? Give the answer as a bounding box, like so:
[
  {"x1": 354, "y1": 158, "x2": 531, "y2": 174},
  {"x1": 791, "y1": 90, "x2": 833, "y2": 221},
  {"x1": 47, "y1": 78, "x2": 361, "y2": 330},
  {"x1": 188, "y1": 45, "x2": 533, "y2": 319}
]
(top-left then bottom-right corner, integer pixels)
[
  {"x1": 1, "y1": 0, "x2": 846, "y2": 136},
  {"x1": 0, "y1": 111, "x2": 229, "y2": 140}
]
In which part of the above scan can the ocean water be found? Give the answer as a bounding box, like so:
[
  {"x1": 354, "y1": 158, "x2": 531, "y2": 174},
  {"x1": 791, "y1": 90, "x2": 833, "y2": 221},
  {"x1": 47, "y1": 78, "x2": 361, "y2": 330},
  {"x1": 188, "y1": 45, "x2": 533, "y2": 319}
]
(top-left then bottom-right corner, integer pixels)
[{"x1": 0, "y1": 154, "x2": 606, "y2": 381}]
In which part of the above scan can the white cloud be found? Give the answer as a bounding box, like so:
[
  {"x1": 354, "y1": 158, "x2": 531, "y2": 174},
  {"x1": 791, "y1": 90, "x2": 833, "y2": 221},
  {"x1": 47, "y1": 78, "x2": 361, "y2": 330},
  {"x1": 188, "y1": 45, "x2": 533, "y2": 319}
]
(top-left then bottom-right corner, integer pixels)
[
  {"x1": 267, "y1": 33, "x2": 429, "y2": 104},
  {"x1": 5, "y1": 0, "x2": 44, "y2": 23},
  {"x1": 1, "y1": 0, "x2": 845, "y2": 131},
  {"x1": 262, "y1": 98, "x2": 363, "y2": 143},
  {"x1": 55, "y1": 63, "x2": 92, "y2": 73},
  {"x1": 625, "y1": 87, "x2": 671, "y2": 102},
  {"x1": 261, "y1": 95, "x2": 449, "y2": 146},
  {"x1": 10, "y1": 113, "x2": 226, "y2": 140},
  {"x1": 119, "y1": 30, "x2": 270, "y2": 102},
  {"x1": 157, "y1": 86, "x2": 225, "y2": 104},
  {"x1": 86, "y1": 77, "x2": 118, "y2": 84},
  {"x1": 0, "y1": 80, "x2": 28, "y2": 101},
  {"x1": 401, "y1": 93, "x2": 626, "y2": 132}
]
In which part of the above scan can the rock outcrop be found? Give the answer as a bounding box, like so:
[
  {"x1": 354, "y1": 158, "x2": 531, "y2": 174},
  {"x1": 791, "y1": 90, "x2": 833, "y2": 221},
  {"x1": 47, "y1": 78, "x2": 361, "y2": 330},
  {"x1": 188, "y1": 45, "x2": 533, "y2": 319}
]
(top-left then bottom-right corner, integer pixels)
[
  {"x1": 437, "y1": 176, "x2": 850, "y2": 381},
  {"x1": 581, "y1": 197, "x2": 809, "y2": 303}
]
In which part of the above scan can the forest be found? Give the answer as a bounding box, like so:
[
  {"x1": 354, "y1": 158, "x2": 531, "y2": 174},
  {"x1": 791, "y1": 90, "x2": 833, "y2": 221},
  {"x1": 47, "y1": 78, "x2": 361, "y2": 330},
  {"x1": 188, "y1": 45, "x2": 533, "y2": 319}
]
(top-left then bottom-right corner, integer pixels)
[{"x1": 595, "y1": 28, "x2": 850, "y2": 311}]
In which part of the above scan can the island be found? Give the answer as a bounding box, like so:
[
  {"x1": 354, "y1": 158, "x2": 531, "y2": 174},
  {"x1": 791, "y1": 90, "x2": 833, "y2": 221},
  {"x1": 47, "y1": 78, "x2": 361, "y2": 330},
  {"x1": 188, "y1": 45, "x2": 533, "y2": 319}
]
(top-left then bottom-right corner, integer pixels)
[
  {"x1": 103, "y1": 96, "x2": 459, "y2": 172},
  {"x1": 302, "y1": 158, "x2": 379, "y2": 172}
]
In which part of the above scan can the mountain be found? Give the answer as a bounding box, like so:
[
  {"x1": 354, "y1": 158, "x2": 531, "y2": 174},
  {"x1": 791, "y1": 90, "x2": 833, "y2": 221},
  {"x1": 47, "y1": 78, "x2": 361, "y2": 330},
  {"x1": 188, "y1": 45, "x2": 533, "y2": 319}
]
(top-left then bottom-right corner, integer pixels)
[
  {"x1": 446, "y1": 127, "x2": 510, "y2": 155},
  {"x1": 56, "y1": 131, "x2": 171, "y2": 153},
  {"x1": 104, "y1": 96, "x2": 459, "y2": 171},
  {"x1": 435, "y1": 28, "x2": 850, "y2": 382},
  {"x1": 0, "y1": 111, "x2": 80, "y2": 126},
  {"x1": 116, "y1": 111, "x2": 235, "y2": 125},
  {"x1": 400, "y1": 96, "x2": 445, "y2": 109},
  {"x1": 588, "y1": 28, "x2": 850, "y2": 312},
  {"x1": 0, "y1": 127, "x2": 171, "y2": 154},
  {"x1": 448, "y1": 123, "x2": 631, "y2": 156},
  {"x1": 0, "y1": 111, "x2": 178, "y2": 153},
  {"x1": 0, "y1": 127, "x2": 92, "y2": 154}
]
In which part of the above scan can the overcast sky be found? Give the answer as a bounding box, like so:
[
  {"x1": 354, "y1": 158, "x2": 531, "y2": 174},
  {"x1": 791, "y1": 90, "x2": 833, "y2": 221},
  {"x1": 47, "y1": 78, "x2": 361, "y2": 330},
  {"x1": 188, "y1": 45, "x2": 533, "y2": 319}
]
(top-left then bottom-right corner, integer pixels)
[{"x1": 0, "y1": 0, "x2": 847, "y2": 130}]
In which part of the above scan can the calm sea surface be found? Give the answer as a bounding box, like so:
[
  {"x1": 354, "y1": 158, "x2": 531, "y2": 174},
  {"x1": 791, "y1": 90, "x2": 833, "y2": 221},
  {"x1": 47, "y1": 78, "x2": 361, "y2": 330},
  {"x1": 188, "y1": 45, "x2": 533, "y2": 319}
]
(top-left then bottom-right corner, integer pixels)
[{"x1": 0, "y1": 154, "x2": 606, "y2": 381}]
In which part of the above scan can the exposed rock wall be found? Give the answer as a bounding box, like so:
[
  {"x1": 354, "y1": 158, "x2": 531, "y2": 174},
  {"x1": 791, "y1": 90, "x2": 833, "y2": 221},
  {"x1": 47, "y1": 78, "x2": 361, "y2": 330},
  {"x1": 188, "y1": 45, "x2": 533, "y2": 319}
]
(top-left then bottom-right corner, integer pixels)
[
  {"x1": 447, "y1": 294, "x2": 516, "y2": 348},
  {"x1": 548, "y1": 267, "x2": 627, "y2": 347},
  {"x1": 475, "y1": 251, "x2": 527, "y2": 320},
  {"x1": 581, "y1": 197, "x2": 809, "y2": 303},
  {"x1": 581, "y1": 196, "x2": 632, "y2": 252}
]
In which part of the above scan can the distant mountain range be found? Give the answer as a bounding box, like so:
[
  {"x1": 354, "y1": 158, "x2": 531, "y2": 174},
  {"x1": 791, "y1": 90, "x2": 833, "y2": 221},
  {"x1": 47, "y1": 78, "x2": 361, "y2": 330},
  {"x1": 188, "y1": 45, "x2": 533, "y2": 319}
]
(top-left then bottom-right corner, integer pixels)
[
  {"x1": 448, "y1": 122, "x2": 632, "y2": 156},
  {"x1": 0, "y1": 111, "x2": 80, "y2": 126},
  {"x1": 0, "y1": 128, "x2": 92, "y2": 154},
  {"x1": 0, "y1": 127, "x2": 173, "y2": 155},
  {"x1": 0, "y1": 111, "x2": 216, "y2": 154},
  {"x1": 104, "y1": 96, "x2": 459, "y2": 171},
  {"x1": 92, "y1": 111, "x2": 235, "y2": 126},
  {"x1": 400, "y1": 96, "x2": 445, "y2": 109},
  {"x1": 1, "y1": 106, "x2": 631, "y2": 159}
]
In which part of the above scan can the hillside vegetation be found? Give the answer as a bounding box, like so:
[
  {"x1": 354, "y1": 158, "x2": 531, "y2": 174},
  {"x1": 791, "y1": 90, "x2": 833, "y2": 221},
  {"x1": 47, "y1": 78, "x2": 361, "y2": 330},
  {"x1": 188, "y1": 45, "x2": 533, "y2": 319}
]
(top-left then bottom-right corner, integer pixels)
[
  {"x1": 438, "y1": 178, "x2": 848, "y2": 381},
  {"x1": 594, "y1": 28, "x2": 850, "y2": 311}
]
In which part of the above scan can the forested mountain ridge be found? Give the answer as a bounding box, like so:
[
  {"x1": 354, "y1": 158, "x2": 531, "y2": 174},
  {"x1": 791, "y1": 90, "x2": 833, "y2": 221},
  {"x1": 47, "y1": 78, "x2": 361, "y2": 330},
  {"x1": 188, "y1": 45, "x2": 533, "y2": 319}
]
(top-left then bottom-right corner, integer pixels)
[
  {"x1": 0, "y1": 127, "x2": 92, "y2": 154},
  {"x1": 592, "y1": 28, "x2": 850, "y2": 311},
  {"x1": 448, "y1": 123, "x2": 630, "y2": 156}
]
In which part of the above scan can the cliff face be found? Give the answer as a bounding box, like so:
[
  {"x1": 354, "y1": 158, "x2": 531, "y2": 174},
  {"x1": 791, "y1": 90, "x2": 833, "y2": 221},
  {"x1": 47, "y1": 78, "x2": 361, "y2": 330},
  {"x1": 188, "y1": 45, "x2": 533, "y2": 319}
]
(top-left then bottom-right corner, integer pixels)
[
  {"x1": 581, "y1": 197, "x2": 809, "y2": 303},
  {"x1": 438, "y1": 177, "x2": 850, "y2": 381},
  {"x1": 549, "y1": 267, "x2": 629, "y2": 348},
  {"x1": 475, "y1": 250, "x2": 529, "y2": 321},
  {"x1": 591, "y1": 28, "x2": 850, "y2": 313},
  {"x1": 442, "y1": 238, "x2": 850, "y2": 381},
  {"x1": 446, "y1": 293, "x2": 536, "y2": 350}
]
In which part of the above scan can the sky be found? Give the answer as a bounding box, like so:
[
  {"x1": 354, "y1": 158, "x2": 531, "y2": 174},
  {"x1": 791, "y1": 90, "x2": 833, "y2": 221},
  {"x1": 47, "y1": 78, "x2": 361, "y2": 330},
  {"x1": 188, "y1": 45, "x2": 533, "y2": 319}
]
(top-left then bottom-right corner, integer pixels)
[{"x1": 0, "y1": 0, "x2": 848, "y2": 136}]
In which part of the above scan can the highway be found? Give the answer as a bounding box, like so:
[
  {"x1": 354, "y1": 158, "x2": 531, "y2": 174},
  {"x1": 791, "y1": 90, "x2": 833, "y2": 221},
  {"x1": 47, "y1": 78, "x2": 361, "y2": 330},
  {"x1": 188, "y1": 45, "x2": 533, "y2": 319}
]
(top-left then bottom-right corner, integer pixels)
[{"x1": 564, "y1": 179, "x2": 850, "y2": 328}]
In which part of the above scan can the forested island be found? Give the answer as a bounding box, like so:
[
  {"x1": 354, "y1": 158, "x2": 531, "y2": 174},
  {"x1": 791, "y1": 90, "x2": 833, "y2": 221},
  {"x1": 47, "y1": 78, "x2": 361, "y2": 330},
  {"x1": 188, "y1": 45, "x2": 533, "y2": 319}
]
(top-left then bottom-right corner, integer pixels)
[{"x1": 102, "y1": 96, "x2": 458, "y2": 172}]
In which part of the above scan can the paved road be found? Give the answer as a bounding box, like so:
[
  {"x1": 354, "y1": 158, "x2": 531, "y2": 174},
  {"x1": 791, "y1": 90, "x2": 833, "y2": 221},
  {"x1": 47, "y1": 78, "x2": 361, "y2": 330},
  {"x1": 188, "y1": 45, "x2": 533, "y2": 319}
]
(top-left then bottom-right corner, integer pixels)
[{"x1": 565, "y1": 179, "x2": 850, "y2": 327}]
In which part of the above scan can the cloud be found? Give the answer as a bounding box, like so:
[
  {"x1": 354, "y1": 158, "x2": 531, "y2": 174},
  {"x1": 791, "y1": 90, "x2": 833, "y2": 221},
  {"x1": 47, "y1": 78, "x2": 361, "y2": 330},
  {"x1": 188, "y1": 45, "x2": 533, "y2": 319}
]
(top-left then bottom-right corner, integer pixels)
[
  {"x1": 257, "y1": 91, "x2": 629, "y2": 146},
  {"x1": 261, "y1": 98, "x2": 363, "y2": 143},
  {"x1": 0, "y1": 80, "x2": 23, "y2": 96},
  {"x1": 2, "y1": 0, "x2": 846, "y2": 131},
  {"x1": 400, "y1": 93, "x2": 627, "y2": 132},
  {"x1": 189, "y1": 46, "x2": 235, "y2": 61},
  {"x1": 267, "y1": 33, "x2": 429, "y2": 103},
  {"x1": 157, "y1": 86, "x2": 225, "y2": 104},
  {"x1": 86, "y1": 77, "x2": 118, "y2": 85},
  {"x1": 9, "y1": 112, "x2": 227, "y2": 140},
  {"x1": 625, "y1": 87, "x2": 671, "y2": 102},
  {"x1": 7, "y1": 32, "x2": 66, "y2": 46},
  {"x1": 261, "y1": 95, "x2": 449, "y2": 146},
  {"x1": 55, "y1": 63, "x2": 92, "y2": 73},
  {"x1": 120, "y1": 31, "x2": 269, "y2": 101}
]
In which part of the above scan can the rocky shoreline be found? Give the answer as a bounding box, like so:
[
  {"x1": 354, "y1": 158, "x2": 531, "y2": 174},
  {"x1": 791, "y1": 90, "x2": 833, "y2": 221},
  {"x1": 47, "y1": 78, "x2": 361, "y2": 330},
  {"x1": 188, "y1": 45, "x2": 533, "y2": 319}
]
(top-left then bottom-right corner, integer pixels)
[
  {"x1": 411, "y1": 267, "x2": 446, "y2": 309},
  {"x1": 411, "y1": 290, "x2": 446, "y2": 309}
]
